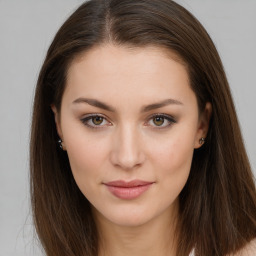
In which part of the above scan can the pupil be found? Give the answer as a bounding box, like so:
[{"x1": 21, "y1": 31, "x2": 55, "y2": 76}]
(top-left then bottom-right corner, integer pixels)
[
  {"x1": 93, "y1": 116, "x2": 103, "y2": 125},
  {"x1": 154, "y1": 117, "x2": 164, "y2": 126}
]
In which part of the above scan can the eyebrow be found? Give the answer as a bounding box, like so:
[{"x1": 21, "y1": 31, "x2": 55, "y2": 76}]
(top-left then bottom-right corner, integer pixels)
[{"x1": 72, "y1": 97, "x2": 183, "y2": 112}]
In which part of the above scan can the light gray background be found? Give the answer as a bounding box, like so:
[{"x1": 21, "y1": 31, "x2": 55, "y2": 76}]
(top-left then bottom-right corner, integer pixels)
[{"x1": 0, "y1": 1, "x2": 255, "y2": 255}]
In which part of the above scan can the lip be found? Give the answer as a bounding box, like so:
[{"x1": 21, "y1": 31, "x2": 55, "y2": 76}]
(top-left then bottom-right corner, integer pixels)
[{"x1": 103, "y1": 180, "x2": 154, "y2": 200}]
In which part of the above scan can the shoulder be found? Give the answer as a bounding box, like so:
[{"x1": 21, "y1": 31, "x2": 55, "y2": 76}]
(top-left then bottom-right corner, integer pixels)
[{"x1": 233, "y1": 238, "x2": 256, "y2": 256}]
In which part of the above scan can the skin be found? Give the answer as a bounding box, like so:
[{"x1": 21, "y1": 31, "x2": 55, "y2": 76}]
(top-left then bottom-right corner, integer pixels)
[{"x1": 52, "y1": 44, "x2": 212, "y2": 256}]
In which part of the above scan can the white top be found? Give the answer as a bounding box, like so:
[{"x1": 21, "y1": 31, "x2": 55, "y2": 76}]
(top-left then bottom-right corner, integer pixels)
[
  {"x1": 188, "y1": 239, "x2": 256, "y2": 256},
  {"x1": 189, "y1": 249, "x2": 195, "y2": 256}
]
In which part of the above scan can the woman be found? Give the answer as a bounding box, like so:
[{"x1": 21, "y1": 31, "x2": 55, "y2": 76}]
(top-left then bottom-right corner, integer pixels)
[{"x1": 30, "y1": 0, "x2": 256, "y2": 255}]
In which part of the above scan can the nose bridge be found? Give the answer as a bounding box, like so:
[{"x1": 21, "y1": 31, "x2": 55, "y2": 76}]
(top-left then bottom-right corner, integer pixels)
[{"x1": 110, "y1": 122, "x2": 145, "y2": 170}]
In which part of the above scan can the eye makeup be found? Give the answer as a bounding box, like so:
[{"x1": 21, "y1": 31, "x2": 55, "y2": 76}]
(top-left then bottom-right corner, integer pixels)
[{"x1": 80, "y1": 113, "x2": 177, "y2": 130}]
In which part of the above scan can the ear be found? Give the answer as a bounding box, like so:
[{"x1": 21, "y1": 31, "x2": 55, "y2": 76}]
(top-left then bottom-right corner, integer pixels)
[
  {"x1": 51, "y1": 105, "x2": 66, "y2": 150},
  {"x1": 194, "y1": 102, "x2": 212, "y2": 149}
]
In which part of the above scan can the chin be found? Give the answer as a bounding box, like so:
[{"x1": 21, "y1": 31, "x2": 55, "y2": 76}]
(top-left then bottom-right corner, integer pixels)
[
  {"x1": 92, "y1": 203, "x2": 156, "y2": 227},
  {"x1": 108, "y1": 213, "x2": 153, "y2": 227},
  {"x1": 93, "y1": 201, "x2": 175, "y2": 229}
]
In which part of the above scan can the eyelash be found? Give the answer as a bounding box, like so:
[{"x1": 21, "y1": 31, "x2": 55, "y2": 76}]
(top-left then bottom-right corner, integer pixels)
[{"x1": 80, "y1": 113, "x2": 177, "y2": 130}]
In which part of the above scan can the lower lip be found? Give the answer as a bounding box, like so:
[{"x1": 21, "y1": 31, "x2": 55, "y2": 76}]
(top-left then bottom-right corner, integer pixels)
[{"x1": 105, "y1": 184, "x2": 153, "y2": 200}]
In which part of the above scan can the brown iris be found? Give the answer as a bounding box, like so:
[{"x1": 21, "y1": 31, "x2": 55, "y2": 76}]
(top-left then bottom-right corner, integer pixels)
[
  {"x1": 92, "y1": 116, "x2": 104, "y2": 125},
  {"x1": 153, "y1": 116, "x2": 165, "y2": 126}
]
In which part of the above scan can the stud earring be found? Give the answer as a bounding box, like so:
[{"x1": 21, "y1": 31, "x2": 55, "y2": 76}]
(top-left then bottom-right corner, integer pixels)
[
  {"x1": 199, "y1": 137, "x2": 205, "y2": 145},
  {"x1": 58, "y1": 139, "x2": 64, "y2": 150}
]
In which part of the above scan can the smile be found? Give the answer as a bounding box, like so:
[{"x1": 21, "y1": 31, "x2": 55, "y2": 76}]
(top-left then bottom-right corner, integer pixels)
[{"x1": 103, "y1": 180, "x2": 154, "y2": 200}]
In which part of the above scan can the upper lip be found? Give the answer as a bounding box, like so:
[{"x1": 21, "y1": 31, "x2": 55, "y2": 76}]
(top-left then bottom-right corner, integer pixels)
[{"x1": 104, "y1": 180, "x2": 154, "y2": 188}]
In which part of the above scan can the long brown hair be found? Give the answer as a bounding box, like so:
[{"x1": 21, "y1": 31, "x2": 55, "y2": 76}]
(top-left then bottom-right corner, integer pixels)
[{"x1": 30, "y1": 0, "x2": 256, "y2": 255}]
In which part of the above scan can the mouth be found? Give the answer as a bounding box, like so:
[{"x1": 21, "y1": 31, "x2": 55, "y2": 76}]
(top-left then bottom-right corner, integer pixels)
[{"x1": 103, "y1": 180, "x2": 154, "y2": 200}]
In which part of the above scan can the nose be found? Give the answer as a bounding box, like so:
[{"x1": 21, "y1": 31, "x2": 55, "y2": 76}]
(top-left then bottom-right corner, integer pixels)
[{"x1": 110, "y1": 124, "x2": 145, "y2": 170}]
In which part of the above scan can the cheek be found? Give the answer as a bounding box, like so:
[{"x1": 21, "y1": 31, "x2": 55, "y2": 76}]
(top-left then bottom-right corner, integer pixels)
[
  {"x1": 65, "y1": 135, "x2": 110, "y2": 202},
  {"x1": 62, "y1": 124, "x2": 110, "y2": 189},
  {"x1": 149, "y1": 131, "x2": 195, "y2": 193},
  {"x1": 150, "y1": 131, "x2": 195, "y2": 170}
]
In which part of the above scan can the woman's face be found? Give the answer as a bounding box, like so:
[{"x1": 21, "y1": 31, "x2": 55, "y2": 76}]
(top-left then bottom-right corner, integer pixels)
[{"x1": 53, "y1": 44, "x2": 210, "y2": 227}]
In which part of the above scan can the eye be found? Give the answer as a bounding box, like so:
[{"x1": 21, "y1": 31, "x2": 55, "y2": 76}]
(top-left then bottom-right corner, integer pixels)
[
  {"x1": 147, "y1": 114, "x2": 176, "y2": 128},
  {"x1": 81, "y1": 113, "x2": 175, "y2": 129},
  {"x1": 80, "y1": 114, "x2": 111, "y2": 129}
]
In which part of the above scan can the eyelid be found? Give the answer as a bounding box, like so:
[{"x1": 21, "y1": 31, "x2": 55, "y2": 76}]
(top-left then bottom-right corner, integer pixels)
[
  {"x1": 80, "y1": 113, "x2": 112, "y2": 129},
  {"x1": 145, "y1": 113, "x2": 177, "y2": 129},
  {"x1": 80, "y1": 113, "x2": 177, "y2": 130}
]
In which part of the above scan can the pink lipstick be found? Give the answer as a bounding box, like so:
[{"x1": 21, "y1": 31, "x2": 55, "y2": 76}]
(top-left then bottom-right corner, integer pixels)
[{"x1": 104, "y1": 180, "x2": 154, "y2": 200}]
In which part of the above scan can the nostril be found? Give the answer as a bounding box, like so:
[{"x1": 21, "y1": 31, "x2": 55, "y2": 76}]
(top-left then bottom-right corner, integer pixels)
[{"x1": 110, "y1": 147, "x2": 145, "y2": 170}]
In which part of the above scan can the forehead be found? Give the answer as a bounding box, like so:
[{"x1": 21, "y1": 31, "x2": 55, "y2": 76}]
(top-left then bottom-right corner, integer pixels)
[
  {"x1": 64, "y1": 44, "x2": 195, "y2": 108},
  {"x1": 68, "y1": 44, "x2": 187, "y2": 77}
]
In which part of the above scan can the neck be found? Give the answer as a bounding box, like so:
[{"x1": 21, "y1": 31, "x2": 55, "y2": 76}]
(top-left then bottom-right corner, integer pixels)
[{"x1": 94, "y1": 201, "x2": 179, "y2": 256}]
